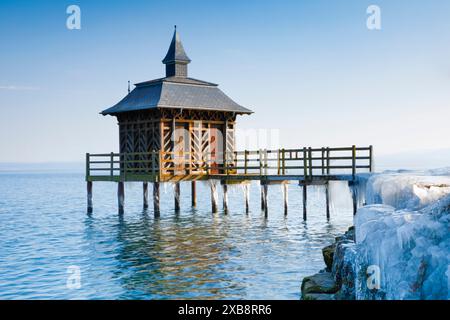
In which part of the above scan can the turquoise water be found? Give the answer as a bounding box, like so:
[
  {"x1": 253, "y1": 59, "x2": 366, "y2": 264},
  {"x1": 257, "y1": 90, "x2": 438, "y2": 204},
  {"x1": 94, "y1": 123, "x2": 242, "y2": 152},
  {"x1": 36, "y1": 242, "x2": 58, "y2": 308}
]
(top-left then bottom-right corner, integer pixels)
[{"x1": 0, "y1": 172, "x2": 353, "y2": 299}]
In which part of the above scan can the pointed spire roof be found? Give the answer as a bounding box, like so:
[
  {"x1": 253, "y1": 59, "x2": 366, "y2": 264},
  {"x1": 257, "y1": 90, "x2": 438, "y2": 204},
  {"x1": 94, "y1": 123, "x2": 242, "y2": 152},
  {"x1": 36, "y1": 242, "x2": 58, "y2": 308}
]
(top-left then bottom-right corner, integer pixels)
[{"x1": 162, "y1": 26, "x2": 191, "y2": 64}]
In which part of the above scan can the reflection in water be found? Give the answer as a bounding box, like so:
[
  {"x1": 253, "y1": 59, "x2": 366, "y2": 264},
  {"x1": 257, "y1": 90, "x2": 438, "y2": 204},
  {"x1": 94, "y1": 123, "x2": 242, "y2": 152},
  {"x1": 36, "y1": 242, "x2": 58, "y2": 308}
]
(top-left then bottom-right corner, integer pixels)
[
  {"x1": 0, "y1": 174, "x2": 354, "y2": 300},
  {"x1": 111, "y1": 211, "x2": 245, "y2": 299}
]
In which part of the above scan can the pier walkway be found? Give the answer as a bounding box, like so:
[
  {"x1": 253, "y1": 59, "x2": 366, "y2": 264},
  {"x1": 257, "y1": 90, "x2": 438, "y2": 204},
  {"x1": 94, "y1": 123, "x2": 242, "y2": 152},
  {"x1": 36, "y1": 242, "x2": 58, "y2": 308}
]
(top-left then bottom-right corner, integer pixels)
[{"x1": 86, "y1": 145, "x2": 373, "y2": 218}]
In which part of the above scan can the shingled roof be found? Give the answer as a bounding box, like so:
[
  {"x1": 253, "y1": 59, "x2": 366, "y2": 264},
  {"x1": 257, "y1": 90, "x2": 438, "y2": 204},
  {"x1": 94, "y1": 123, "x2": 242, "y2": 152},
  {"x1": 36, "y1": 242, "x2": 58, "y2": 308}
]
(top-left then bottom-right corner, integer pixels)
[
  {"x1": 101, "y1": 28, "x2": 252, "y2": 116},
  {"x1": 101, "y1": 78, "x2": 252, "y2": 115}
]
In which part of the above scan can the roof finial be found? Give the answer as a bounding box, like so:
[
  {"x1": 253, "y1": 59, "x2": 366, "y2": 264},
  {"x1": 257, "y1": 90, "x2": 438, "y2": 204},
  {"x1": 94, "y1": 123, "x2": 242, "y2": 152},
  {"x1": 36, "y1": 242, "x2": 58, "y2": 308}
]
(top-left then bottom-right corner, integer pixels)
[
  {"x1": 127, "y1": 80, "x2": 130, "y2": 93},
  {"x1": 174, "y1": 25, "x2": 177, "y2": 31}
]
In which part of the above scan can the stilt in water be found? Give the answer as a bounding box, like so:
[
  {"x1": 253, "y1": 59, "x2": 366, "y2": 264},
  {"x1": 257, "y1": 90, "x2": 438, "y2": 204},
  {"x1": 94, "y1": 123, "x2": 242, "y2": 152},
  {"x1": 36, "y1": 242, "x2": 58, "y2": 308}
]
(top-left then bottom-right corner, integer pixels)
[
  {"x1": 191, "y1": 181, "x2": 196, "y2": 207},
  {"x1": 223, "y1": 184, "x2": 228, "y2": 213},
  {"x1": 153, "y1": 182, "x2": 160, "y2": 217},
  {"x1": 302, "y1": 183, "x2": 307, "y2": 221},
  {"x1": 349, "y1": 182, "x2": 358, "y2": 215},
  {"x1": 262, "y1": 183, "x2": 268, "y2": 217},
  {"x1": 118, "y1": 181, "x2": 125, "y2": 214},
  {"x1": 87, "y1": 181, "x2": 93, "y2": 214},
  {"x1": 260, "y1": 183, "x2": 265, "y2": 211},
  {"x1": 143, "y1": 182, "x2": 149, "y2": 210},
  {"x1": 283, "y1": 183, "x2": 288, "y2": 216},
  {"x1": 174, "y1": 182, "x2": 180, "y2": 212},
  {"x1": 244, "y1": 183, "x2": 250, "y2": 214},
  {"x1": 325, "y1": 182, "x2": 330, "y2": 220},
  {"x1": 211, "y1": 181, "x2": 218, "y2": 213}
]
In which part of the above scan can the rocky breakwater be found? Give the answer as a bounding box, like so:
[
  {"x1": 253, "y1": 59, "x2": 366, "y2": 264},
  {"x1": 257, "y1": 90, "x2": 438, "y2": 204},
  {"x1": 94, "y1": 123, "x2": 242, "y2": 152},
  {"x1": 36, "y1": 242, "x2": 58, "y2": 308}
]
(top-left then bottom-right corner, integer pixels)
[
  {"x1": 302, "y1": 169, "x2": 450, "y2": 300},
  {"x1": 301, "y1": 226, "x2": 357, "y2": 300}
]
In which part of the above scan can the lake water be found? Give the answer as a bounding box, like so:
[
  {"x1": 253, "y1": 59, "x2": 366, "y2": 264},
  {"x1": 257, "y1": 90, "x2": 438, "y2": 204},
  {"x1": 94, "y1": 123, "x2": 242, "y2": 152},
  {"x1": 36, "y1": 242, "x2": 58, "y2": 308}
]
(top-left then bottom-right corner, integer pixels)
[{"x1": 0, "y1": 172, "x2": 354, "y2": 299}]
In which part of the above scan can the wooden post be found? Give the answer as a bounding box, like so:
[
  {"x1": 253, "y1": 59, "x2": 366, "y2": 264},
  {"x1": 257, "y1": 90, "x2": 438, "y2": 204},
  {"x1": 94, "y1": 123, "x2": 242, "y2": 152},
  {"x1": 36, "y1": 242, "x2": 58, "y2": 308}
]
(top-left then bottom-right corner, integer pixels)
[
  {"x1": 321, "y1": 148, "x2": 325, "y2": 175},
  {"x1": 303, "y1": 147, "x2": 308, "y2": 180},
  {"x1": 118, "y1": 182, "x2": 125, "y2": 214},
  {"x1": 223, "y1": 184, "x2": 228, "y2": 213},
  {"x1": 174, "y1": 182, "x2": 180, "y2": 212},
  {"x1": 110, "y1": 152, "x2": 114, "y2": 179},
  {"x1": 211, "y1": 182, "x2": 218, "y2": 213},
  {"x1": 86, "y1": 153, "x2": 90, "y2": 180},
  {"x1": 259, "y1": 150, "x2": 263, "y2": 176},
  {"x1": 151, "y1": 150, "x2": 156, "y2": 176},
  {"x1": 352, "y1": 145, "x2": 356, "y2": 179},
  {"x1": 153, "y1": 182, "x2": 160, "y2": 217},
  {"x1": 283, "y1": 182, "x2": 288, "y2": 216},
  {"x1": 143, "y1": 182, "x2": 149, "y2": 209},
  {"x1": 263, "y1": 183, "x2": 268, "y2": 217},
  {"x1": 302, "y1": 183, "x2": 307, "y2": 221},
  {"x1": 244, "y1": 183, "x2": 250, "y2": 214},
  {"x1": 260, "y1": 182, "x2": 265, "y2": 211},
  {"x1": 350, "y1": 182, "x2": 358, "y2": 215},
  {"x1": 308, "y1": 147, "x2": 313, "y2": 180},
  {"x1": 87, "y1": 181, "x2": 93, "y2": 214},
  {"x1": 191, "y1": 181, "x2": 196, "y2": 207},
  {"x1": 369, "y1": 145, "x2": 373, "y2": 172},
  {"x1": 325, "y1": 182, "x2": 330, "y2": 220},
  {"x1": 244, "y1": 150, "x2": 248, "y2": 175},
  {"x1": 326, "y1": 147, "x2": 330, "y2": 174},
  {"x1": 277, "y1": 150, "x2": 281, "y2": 175},
  {"x1": 282, "y1": 149, "x2": 286, "y2": 175}
]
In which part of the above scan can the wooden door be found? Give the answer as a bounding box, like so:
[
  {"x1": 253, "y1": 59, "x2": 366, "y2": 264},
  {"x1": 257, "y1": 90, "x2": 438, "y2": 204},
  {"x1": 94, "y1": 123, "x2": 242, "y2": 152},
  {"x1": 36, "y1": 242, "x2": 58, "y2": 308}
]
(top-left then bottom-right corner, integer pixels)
[
  {"x1": 209, "y1": 125, "x2": 223, "y2": 174},
  {"x1": 174, "y1": 123, "x2": 189, "y2": 175}
]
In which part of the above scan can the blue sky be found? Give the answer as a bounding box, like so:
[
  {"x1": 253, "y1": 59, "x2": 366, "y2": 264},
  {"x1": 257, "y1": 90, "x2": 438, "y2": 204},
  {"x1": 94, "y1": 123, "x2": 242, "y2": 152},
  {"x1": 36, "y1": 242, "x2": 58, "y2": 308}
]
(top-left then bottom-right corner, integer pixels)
[{"x1": 1, "y1": 0, "x2": 450, "y2": 163}]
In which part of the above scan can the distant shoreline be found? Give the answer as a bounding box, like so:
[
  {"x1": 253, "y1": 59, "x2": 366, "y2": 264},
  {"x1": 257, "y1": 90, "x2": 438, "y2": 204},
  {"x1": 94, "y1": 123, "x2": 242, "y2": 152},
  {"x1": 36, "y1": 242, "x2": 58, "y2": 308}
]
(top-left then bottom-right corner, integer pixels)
[{"x1": 0, "y1": 162, "x2": 84, "y2": 173}]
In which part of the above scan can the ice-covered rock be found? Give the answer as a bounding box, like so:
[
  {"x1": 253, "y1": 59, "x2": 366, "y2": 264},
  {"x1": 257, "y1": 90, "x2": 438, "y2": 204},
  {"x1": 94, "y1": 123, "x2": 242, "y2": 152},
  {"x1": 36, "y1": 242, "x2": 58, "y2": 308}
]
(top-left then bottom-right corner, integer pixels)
[
  {"x1": 332, "y1": 241, "x2": 357, "y2": 300},
  {"x1": 365, "y1": 170, "x2": 450, "y2": 210},
  {"x1": 354, "y1": 170, "x2": 450, "y2": 300}
]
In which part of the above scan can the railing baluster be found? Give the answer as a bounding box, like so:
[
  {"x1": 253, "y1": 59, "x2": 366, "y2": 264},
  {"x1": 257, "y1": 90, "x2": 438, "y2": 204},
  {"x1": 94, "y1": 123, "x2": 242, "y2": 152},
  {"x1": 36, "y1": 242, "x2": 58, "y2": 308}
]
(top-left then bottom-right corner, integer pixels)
[
  {"x1": 244, "y1": 150, "x2": 248, "y2": 175},
  {"x1": 308, "y1": 147, "x2": 313, "y2": 179},
  {"x1": 259, "y1": 150, "x2": 262, "y2": 176},
  {"x1": 352, "y1": 145, "x2": 356, "y2": 179},
  {"x1": 88, "y1": 146, "x2": 373, "y2": 181},
  {"x1": 86, "y1": 153, "x2": 90, "y2": 180},
  {"x1": 326, "y1": 147, "x2": 330, "y2": 175},
  {"x1": 303, "y1": 147, "x2": 308, "y2": 180},
  {"x1": 321, "y1": 147, "x2": 325, "y2": 175},
  {"x1": 277, "y1": 149, "x2": 281, "y2": 175},
  {"x1": 110, "y1": 152, "x2": 114, "y2": 179}
]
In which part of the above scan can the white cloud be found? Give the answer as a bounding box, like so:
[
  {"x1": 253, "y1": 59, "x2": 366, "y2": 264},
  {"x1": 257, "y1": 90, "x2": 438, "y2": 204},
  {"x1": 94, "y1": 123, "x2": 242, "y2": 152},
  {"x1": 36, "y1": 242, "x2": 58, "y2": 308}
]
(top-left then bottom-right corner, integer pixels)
[{"x1": 0, "y1": 85, "x2": 40, "y2": 91}]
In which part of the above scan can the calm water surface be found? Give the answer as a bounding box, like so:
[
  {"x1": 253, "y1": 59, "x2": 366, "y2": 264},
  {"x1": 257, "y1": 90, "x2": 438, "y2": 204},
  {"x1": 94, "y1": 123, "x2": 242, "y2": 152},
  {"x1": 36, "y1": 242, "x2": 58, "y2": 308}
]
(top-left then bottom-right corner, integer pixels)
[{"x1": 0, "y1": 172, "x2": 354, "y2": 299}]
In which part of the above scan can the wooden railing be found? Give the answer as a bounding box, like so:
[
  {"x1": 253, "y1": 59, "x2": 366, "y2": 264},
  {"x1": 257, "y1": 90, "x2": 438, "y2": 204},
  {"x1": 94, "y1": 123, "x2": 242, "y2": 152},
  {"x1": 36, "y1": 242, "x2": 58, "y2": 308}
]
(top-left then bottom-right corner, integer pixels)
[{"x1": 86, "y1": 145, "x2": 373, "y2": 181}]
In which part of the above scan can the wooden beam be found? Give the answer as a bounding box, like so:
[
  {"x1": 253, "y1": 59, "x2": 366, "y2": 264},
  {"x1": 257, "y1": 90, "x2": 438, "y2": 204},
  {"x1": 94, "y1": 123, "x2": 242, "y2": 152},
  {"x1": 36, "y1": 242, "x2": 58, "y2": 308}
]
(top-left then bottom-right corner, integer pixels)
[
  {"x1": 87, "y1": 181, "x2": 93, "y2": 214},
  {"x1": 118, "y1": 182, "x2": 125, "y2": 214}
]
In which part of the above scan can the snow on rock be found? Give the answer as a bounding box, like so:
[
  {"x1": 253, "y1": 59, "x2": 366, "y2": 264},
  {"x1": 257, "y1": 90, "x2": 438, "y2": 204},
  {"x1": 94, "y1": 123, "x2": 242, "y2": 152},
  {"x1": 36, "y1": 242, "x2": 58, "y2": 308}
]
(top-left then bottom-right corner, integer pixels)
[
  {"x1": 354, "y1": 170, "x2": 450, "y2": 300},
  {"x1": 364, "y1": 170, "x2": 450, "y2": 210}
]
